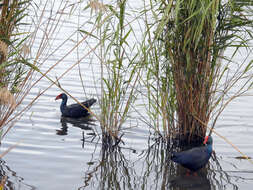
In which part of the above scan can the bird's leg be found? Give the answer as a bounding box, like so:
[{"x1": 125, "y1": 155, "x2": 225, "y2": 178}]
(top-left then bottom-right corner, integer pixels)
[
  {"x1": 186, "y1": 170, "x2": 191, "y2": 176},
  {"x1": 185, "y1": 170, "x2": 198, "y2": 176}
]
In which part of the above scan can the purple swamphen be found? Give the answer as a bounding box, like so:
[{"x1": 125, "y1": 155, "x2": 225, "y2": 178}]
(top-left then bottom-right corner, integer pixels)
[
  {"x1": 171, "y1": 136, "x2": 213, "y2": 172},
  {"x1": 55, "y1": 93, "x2": 96, "y2": 118}
]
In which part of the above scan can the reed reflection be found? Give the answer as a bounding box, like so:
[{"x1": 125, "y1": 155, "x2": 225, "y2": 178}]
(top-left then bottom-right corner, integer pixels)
[
  {"x1": 80, "y1": 144, "x2": 136, "y2": 190},
  {"x1": 78, "y1": 136, "x2": 239, "y2": 189},
  {"x1": 134, "y1": 138, "x2": 209, "y2": 189},
  {"x1": 0, "y1": 159, "x2": 35, "y2": 190},
  {"x1": 208, "y1": 152, "x2": 239, "y2": 190}
]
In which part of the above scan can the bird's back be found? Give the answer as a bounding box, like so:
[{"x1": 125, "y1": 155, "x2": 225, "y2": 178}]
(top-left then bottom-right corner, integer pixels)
[
  {"x1": 62, "y1": 98, "x2": 96, "y2": 118},
  {"x1": 171, "y1": 146, "x2": 211, "y2": 171},
  {"x1": 82, "y1": 98, "x2": 96, "y2": 108}
]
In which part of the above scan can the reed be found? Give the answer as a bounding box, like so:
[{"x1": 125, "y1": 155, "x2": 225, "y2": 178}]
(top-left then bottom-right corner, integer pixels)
[
  {"x1": 141, "y1": 6, "x2": 177, "y2": 138},
  {"x1": 87, "y1": 0, "x2": 142, "y2": 144},
  {"x1": 142, "y1": 0, "x2": 253, "y2": 144},
  {"x1": 0, "y1": 0, "x2": 32, "y2": 139}
]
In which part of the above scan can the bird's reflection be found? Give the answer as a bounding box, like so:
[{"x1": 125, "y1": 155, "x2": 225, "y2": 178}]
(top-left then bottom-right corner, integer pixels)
[
  {"x1": 56, "y1": 116, "x2": 96, "y2": 136},
  {"x1": 169, "y1": 175, "x2": 211, "y2": 190},
  {"x1": 168, "y1": 167, "x2": 211, "y2": 190}
]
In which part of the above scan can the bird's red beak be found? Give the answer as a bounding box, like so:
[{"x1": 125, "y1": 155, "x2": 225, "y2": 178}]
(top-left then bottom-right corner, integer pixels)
[
  {"x1": 55, "y1": 94, "x2": 61, "y2": 100},
  {"x1": 203, "y1": 136, "x2": 209, "y2": 144}
]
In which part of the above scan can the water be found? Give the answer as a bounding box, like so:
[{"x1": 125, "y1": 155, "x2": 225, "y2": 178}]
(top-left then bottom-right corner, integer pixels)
[
  {"x1": 1, "y1": 97, "x2": 253, "y2": 189},
  {"x1": 1, "y1": 1, "x2": 253, "y2": 189}
]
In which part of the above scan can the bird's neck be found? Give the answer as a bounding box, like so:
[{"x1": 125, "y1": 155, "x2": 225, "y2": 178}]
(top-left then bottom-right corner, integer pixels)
[
  {"x1": 60, "y1": 98, "x2": 67, "y2": 111},
  {"x1": 207, "y1": 144, "x2": 212, "y2": 155}
]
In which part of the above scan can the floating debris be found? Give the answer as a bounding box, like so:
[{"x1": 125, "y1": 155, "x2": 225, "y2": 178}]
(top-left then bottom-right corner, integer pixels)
[{"x1": 235, "y1": 156, "x2": 251, "y2": 160}]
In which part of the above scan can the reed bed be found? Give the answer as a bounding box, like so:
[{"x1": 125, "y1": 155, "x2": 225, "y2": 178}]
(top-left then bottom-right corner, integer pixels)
[
  {"x1": 141, "y1": 0, "x2": 253, "y2": 144},
  {"x1": 82, "y1": 0, "x2": 253, "y2": 146},
  {"x1": 0, "y1": 0, "x2": 32, "y2": 140},
  {"x1": 1, "y1": 0, "x2": 252, "y2": 149}
]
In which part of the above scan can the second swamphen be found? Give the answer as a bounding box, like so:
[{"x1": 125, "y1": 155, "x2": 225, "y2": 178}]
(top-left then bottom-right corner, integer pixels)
[
  {"x1": 171, "y1": 136, "x2": 213, "y2": 172},
  {"x1": 55, "y1": 93, "x2": 96, "y2": 118}
]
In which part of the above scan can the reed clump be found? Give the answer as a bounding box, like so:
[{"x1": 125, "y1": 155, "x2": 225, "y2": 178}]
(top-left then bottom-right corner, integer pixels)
[
  {"x1": 143, "y1": 0, "x2": 253, "y2": 144},
  {"x1": 0, "y1": 0, "x2": 32, "y2": 137}
]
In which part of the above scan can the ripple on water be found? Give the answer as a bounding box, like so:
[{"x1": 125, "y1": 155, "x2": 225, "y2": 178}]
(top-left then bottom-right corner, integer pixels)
[{"x1": 1, "y1": 1, "x2": 253, "y2": 190}]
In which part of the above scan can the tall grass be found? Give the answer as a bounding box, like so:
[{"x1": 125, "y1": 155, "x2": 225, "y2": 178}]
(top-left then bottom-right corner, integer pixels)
[
  {"x1": 141, "y1": 3, "x2": 177, "y2": 138},
  {"x1": 143, "y1": 0, "x2": 253, "y2": 143},
  {"x1": 86, "y1": 0, "x2": 142, "y2": 145},
  {"x1": 0, "y1": 0, "x2": 32, "y2": 139}
]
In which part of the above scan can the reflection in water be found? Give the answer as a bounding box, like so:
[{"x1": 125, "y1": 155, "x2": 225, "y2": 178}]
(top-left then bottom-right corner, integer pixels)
[
  {"x1": 77, "y1": 137, "x2": 240, "y2": 189},
  {"x1": 137, "y1": 138, "x2": 208, "y2": 189},
  {"x1": 0, "y1": 159, "x2": 35, "y2": 190},
  {"x1": 169, "y1": 146, "x2": 239, "y2": 190},
  {"x1": 79, "y1": 145, "x2": 136, "y2": 189},
  {"x1": 170, "y1": 175, "x2": 210, "y2": 190},
  {"x1": 208, "y1": 152, "x2": 239, "y2": 190},
  {"x1": 56, "y1": 116, "x2": 96, "y2": 136}
]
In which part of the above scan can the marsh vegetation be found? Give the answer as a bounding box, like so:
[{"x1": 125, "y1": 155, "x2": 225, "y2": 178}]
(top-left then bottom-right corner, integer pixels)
[{"x1": 0, "y1": 0, "x2": 253, "y2": 189}]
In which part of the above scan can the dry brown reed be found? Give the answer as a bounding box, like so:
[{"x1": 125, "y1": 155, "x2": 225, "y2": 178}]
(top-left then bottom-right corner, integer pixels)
[
  {"x1": 194, "y1": 115, "x2": 253, "y2": 165},
  {"x1": 0, "y1": 0, "x2": 30, "y2": 135},
  {"x1": 0, "y1": 40, "x2": 7, "y2": 63},
  {"x1": 89, "y1": 0, "x2": 107, "y2": 12},
  {"x1": 0, "y1": 87, "x2": 16, "y2": 108}
]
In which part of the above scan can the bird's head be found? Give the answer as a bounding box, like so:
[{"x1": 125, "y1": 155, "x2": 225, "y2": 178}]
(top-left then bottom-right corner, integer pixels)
[
  {"x1": 55, "y1": 93, "x2": 67, "y2": 100},
  {"x1": 203, "y1": 136, "x2": 213, "y2": 145}
]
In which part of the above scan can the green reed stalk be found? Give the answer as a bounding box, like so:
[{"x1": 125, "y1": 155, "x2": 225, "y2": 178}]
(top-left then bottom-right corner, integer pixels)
[
  {"x1": 140, "y1": 1, "x2": 176, "y2": 138},
  {"x1": 87, "y1": 0, "x2": 141, "y2": 142}
]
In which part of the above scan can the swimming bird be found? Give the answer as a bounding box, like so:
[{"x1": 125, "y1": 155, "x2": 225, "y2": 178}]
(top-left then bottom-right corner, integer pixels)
[
  {"x1": 55, "y1": 93, "x2": 96, "y2": 118},
  {"x1": 171, "y1": 136, "x2": 213, "y2": 172}
]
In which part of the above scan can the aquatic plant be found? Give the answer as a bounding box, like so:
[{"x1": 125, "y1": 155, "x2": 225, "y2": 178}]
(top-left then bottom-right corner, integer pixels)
[
  {"x1": 86, "y1": 0, "x2": 142, "y2": 144},
  {"x1": 0, "y1": 0, "x2": 32, "y2": 139},
  {"x1": 143, "y1": 0, "x2": 253, "y2": 143}
]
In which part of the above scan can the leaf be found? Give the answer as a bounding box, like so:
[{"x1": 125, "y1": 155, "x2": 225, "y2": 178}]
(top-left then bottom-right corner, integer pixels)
[
  {"x1": 21, "y1": 60, "x2": 40, "y2": 72},
  {"x1": 79, "y1": 29, "x2": 98, "y2": 39},
  {"x1": 244, "y1": 60, "x2": 253, "y2": 73}
]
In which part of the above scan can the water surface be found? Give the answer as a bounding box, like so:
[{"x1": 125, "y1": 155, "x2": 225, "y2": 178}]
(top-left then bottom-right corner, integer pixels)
[{"x1": 1, "y1": 1, "x2": 253, "y2": 189}]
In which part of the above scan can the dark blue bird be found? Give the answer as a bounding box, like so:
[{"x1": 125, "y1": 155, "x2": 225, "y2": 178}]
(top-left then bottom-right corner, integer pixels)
[
  {"x1": 55, "y1": 93, "x2": 96, "y2": 118},
  {"x1": 171, "y1": 136, "x2": 213, "y2": 172}
]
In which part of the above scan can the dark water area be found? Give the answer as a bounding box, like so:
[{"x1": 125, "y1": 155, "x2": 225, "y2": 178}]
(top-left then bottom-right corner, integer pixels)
[{"x1": 1, "y1": 0, "x2": 253, "y2": 189}]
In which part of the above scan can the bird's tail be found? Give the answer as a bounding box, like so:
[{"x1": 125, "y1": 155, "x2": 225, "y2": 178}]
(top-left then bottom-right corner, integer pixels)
[
  {"x1": 83, "y1": 98, "x2": 97, "y2": 108},
  {"x1": 170, "y1": 152, "x2": 177, "y2": 161}
]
